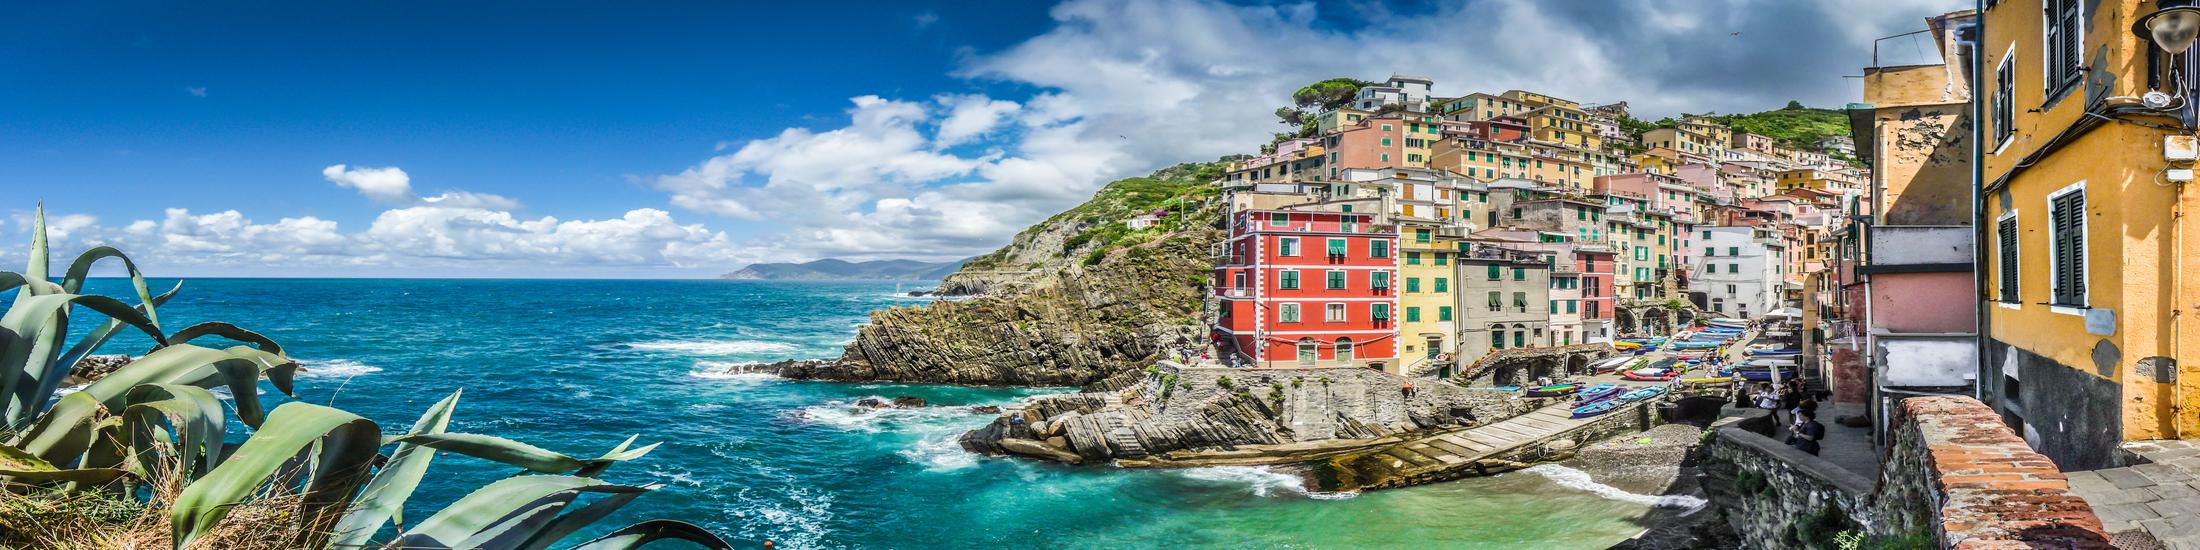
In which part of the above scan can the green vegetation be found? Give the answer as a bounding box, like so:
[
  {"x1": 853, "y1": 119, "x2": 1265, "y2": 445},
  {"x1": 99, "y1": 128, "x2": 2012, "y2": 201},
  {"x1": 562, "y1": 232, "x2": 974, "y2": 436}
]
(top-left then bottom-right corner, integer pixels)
[
  {"x1": 1708, "y1": 102, "x2": 1852, "y2": 155},
  {"x1": 1783, "y1": 505, "x2": 1864, "y2": 550},
  {"x1": 1269, "y1": 77, "x2": 1376, "y2": 143},
  {"x1": 964, "y1": 162, "x2": 1224, "y2": 271},
  {"x1": 0, "y1": 207, "x2": 725, "y2": 550}
]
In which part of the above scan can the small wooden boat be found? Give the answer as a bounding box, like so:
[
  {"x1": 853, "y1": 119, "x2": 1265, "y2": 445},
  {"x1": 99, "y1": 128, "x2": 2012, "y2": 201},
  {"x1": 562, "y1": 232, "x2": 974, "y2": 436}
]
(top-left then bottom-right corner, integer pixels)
[
  {"x1": 1524, "y1": 383, "x2": 1583, "y2": 397},
  {"x1": 1571, "y1": 400, "x2": 1622, "y2": 418},
  {"x1": 1571, "y1": 384, "x2": 1625, "y2": 406}
]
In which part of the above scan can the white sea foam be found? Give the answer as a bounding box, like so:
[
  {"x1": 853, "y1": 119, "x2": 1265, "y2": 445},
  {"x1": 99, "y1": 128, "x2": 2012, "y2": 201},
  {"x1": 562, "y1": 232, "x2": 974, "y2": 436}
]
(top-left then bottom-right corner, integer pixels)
[
  {"x1": 725, "y1": 485, "x2": 835, "y2": 550},
  {"x1": 298, "y1": 358, "x2": 383, "y2": 379},
  {"x1": 899, "y1": 432, "x2": 980, "y2": 471},
  {"x1": 1177, "y1": 466, "x2": 1358, "y2": 500},
  {"x1": 687, "y1": 361, "x2": 784, "y2": 385},
  {"x1": 790, "y1": 397, "x2": 967, "y2": 433},
  {"x1": 1520, "y1": 464, "x2": 1708, "y2": 512},
  {"x1": 627, "y1": 340, "x2": 796, "y2": 356}
]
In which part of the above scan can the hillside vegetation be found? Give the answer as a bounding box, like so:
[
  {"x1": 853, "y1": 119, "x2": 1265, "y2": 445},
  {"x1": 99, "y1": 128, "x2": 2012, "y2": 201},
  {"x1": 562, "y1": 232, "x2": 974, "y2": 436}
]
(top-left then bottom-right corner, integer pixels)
[
  {"x1": 964, "y1": 162, "x2": 1225, "y2": 271},
  {"x1": 1709, "y1": 102, "x2": 1852, "y2": 154}
]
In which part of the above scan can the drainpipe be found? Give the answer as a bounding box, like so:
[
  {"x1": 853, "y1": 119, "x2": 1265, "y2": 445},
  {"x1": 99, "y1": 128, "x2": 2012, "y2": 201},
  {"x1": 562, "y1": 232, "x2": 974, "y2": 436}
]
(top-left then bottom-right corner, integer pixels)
[{"x1": 1968, "y1": 6, "x2": 1993, "y2": 413}]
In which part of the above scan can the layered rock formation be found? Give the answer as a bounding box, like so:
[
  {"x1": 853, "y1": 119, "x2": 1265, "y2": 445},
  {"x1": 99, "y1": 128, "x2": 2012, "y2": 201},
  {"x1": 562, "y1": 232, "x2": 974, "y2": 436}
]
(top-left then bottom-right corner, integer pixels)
[
  {"x1": 765, "y1": 163, "x2": 1225, "y2": 387},
  {"x1": 957, "y1": 364, "x2": 1541, "y2": 465}
]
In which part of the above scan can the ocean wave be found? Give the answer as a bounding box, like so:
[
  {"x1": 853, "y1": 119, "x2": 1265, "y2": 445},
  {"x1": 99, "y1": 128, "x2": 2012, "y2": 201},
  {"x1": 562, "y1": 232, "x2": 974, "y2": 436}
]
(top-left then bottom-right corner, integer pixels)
[
  {"x1": 688, "y1": 361, "x2": 785, "y2": 384},
  {"x1": 1519, "y1": 464, "x2": 1707, "y2": 512},
  {"x1": 1176, "y1": 466, "x2": 1358, "y2": 500},
  {"x1": 725, "y1": 485, "x2": 835, "y2": 550},
  {"x1": 789, "y1": 397, "x2": 975, "y2": 434},
  {"x1": 626, "y1": 339, "x2": 798, "y2": 356},
  {"x1": 898, "y1": 432, "x2": 979, "y2": 471},
  {"x1": 298, "y1": 358, "x2": 383, "y2": 379}
]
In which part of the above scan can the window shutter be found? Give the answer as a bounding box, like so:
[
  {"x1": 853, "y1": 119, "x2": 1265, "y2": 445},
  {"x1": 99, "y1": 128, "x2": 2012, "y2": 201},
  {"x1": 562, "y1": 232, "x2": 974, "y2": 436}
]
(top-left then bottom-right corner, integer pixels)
[{"x1": 1998, "y1": 217, "x2": 2018, "y2": 302}]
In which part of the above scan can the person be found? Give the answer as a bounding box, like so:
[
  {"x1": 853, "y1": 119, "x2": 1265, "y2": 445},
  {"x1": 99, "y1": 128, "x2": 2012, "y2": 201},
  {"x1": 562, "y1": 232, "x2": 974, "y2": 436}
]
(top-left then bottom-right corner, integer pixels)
[
  {"x1": 1754, "y1": 384, "x2": 1782, "y2": 425},
  {"x1": 1790, "y1": 409, "x2": 1825, "y2": 455},
  {"x1": 1790, "y1": 397, "x2": 1819, "y2": 436},
  {"x1": 1778, "y1": 381, "x2": 1801, "y2": 420}
]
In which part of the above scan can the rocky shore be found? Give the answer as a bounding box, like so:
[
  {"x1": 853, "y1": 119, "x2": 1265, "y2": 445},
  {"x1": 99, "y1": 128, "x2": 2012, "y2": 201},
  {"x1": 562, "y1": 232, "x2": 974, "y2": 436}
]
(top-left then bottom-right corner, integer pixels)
[{"x1": 954, "y1": 364, "x2": 1542, "y2": 466}]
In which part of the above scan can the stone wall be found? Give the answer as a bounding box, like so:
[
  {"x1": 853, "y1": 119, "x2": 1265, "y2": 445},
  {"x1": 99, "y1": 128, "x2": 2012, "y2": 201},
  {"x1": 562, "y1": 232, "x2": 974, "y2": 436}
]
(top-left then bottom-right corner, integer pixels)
[
  {"x1": 1700, "y1": 396, "x2": 2112, "y2": 549},
  {"x1": 1879, "y1": 396, "x2": 2112, "y2": 548},
  {"x1": 1701, "y1": 426, "x2": 1878, "y2": 549},
  {"x1": 1314, "y1": 397, "x2": 1667, "y2": 492}
]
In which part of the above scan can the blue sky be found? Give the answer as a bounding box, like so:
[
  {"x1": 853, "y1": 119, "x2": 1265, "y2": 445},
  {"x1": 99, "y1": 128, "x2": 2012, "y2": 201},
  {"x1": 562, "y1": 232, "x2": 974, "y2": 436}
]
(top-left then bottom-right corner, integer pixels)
[{"x1": 2, "y1": 0, "x2": 1960, "y2": 278}]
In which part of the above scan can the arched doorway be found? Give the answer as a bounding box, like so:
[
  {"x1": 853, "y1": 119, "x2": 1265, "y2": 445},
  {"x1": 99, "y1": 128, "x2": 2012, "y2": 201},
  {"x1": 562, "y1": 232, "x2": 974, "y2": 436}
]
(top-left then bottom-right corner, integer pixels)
[
  {"x1": 1336, "y1": 337, "x2": 1355, "y2": 366},
  {"x1": 1616, "y1": 308, "x2": 1638, "y2": 335},
  {"x1": 1489, "y1": 324, "x2": 1508, "y2": 350},
  {"x1": 1530, "y1": 358, "x2": 1557, "y2": 382},
  {"x1": 1567, "y1": 354, "x2": 1590, "y2": 375},
  {"x1": 1296, "y1": 338, "x2": 1317, "y2": 367},
  {"x1": 1643, "y1": 308, "x2": 1670, "y2": 336},
  {"x1": 1510, "y1": 323, "x2": 1528, "y2": 349},
  {"x1": 1493, "y1": 365, "x2": 1521, "y2": 387},
  {"x1": 1675, "y1": 309, "x2": 1697, "y2": 328}
]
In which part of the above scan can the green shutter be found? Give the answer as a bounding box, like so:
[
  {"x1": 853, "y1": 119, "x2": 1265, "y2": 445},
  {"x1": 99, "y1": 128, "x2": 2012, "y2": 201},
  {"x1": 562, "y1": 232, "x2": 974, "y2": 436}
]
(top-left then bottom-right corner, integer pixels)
[
  {"x1": 1327, "y1": 270, "x2": 1347, "y2": 289},
  {"x1": 1328, "y1": 238, "x2": 1347, "y2": 256},
  {"x1": 1406, "y1": 278, "x2": 1421, "y2": 292},
  {"x1": 1434, "y1": 278, "x2": 1448, "y2": 292},
  {"x1": 1280, "y1": 271, "x2": 1299, "y2": 289},
  {"x1": 1406, "y1": 307, "x2": 1421, "y2": 322},
  {"x1": 1439, "y1": 306, "x2": 1452, "y2": 321}
]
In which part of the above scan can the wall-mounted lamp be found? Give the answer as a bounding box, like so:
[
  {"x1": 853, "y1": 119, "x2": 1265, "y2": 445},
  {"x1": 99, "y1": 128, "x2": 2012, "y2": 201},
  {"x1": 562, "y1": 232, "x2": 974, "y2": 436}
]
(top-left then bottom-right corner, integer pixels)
[{"x1": 2138, "y1": 0, "x2": 2200, "y2": 54}]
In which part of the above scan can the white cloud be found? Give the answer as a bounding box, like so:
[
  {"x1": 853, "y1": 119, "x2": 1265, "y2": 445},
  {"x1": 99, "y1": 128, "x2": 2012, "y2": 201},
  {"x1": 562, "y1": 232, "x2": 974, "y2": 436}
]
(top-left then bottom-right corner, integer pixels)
[
  {"x1": 648, "y1": 0, "x2": 1949, "y2": 263},
  {"x1": 323, "y1": 164, "x2": 524, "y2": 210},
  {"x1": 185, "y1": 86, "x2": 207, "y2": 98},
  {"x1": 322, "y1": 164, "x2": 418, "y2": 204}
]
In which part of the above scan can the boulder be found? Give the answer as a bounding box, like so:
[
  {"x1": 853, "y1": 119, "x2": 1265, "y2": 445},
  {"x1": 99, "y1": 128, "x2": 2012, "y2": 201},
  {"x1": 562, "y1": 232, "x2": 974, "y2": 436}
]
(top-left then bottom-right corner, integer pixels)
[
  {"x1": 890, "y1": 396, "x2": 927, "y2": 408},
  {"x1": 997, "y1": 437, "x2": 1083, "y2": 464},
  {"x1": 968, "y1": 405, "x2": 1002, "y2": 414}
]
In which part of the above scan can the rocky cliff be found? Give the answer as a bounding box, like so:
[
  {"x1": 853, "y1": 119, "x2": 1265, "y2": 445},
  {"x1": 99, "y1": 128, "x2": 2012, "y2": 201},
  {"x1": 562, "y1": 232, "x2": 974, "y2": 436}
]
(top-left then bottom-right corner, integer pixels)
[
  {"x1": 764, "y1": 163, "x2": 1226, "y2": 387},
  {"x1": 957, "y1": 364, "x2": 1539, "y2": 465}
]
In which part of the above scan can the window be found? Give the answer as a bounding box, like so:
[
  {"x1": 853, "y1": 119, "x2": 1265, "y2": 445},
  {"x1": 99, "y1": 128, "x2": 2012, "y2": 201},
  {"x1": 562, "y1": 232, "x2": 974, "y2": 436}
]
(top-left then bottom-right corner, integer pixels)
[
  {"x1": 1406, "y1": 277, "x2": 1421, "y2": 293},
  {"x1": 1492, "y1": 329, "x2": 1505, "y2": 350},
  {"x1": 1406, "y1": 306, "x2": 1422, "y2": 322},
  {"x1": 1297, "y1": 338, "x2": 1317, "y2": 366},
  {"x1": 1279, "y1": 238, "x2": 1299, "y2": 256},
  {"x1": 1279, "y1": 270, "x2": 1300, "y2": 289},
  {"x1": 1336, "y1": 338, "x2": 1354, "y2": 364},
  {"x1": 1728, "y1": 246, "x2": 1739, "y2": 256},
  {"x1": 1439, "y1": 306, "x2": 1453, "y2": 321},
  {"x1": 1487, "y1": 291, "x2": 1502, "y2": 311},
  {"x1": 1434, "y1": 253, "x2": 1448, "y2": 266},
  {"x1": 1406, "y1": 252, "x2": 1422, "y2": 265},
  {"x1": 1488, "y1": 265, "x2": 1502, "y2": 280},
  {"x1": 1434, "y1": 278, "x2": 1448, "y2": 292},
  {"x1": 1416, "y1": 229, "x2": 1431, "y2": 243},
  {"x1": 1327, "y1": 270, "x2": 1347, "y2": 290},
  {"x1": 2048, "y1": 183, "x2": 2087, "y2": 308},
  {"x1": 1372, "y1": 303, "x2": 1391, "y2": 321},
  {"x1": 1731, "y1": 264, "x2": 1741, "y2": 274},
  {"x1": 1565, "y1": 300, "x2": 1577, "y2": 314},
  {"x1": 1371, "y1": 240, "x2": 1390, "y2": 258},
  {"x1": 1325, "y1": 303, "x2": 1346, "y2": 322},
  {"x1": 1513, "y1": 292, "x2": 1528, "y2": 311},
  {"x1": 1372, "y1": 271, "x2": 1391, "y2": 291},
  {"x1": 1998, "y1": 211, "x2": 2020, "y2": 302},
  {"x1": 1280, "y1": 303, "x2": 1301, "y2": 322},
  {"x1": 1327, "y1": 238, "x2": 1347, "y2": 257},
  {"x1": 1271, "y1": 212, "x2": 1288, "y2": 225},
  {"x1": 1513, "y1": 267, "x2": 1526, "y2": 281},
  {"x1": 1994, "y1": 48, "x2": 2015, "y2": 148},
  {"x1": 2043, "y1": 0, "x2": 2082, "y2": 100}
]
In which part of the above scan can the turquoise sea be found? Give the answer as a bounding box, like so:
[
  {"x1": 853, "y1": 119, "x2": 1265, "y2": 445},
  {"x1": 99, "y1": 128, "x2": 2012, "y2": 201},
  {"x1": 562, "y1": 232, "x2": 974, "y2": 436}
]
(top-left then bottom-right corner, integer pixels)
[{"x1": 73, "y1": 278, "x2": 1675, "y2": 549}]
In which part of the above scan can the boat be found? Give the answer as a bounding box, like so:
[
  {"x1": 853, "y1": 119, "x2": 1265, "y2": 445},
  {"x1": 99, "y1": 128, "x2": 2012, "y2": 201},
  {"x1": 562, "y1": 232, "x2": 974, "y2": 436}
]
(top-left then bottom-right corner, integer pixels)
[
  {"x1": 1524, "y1": 383, "x2": 1582, "y2": 397},
  {"x1": 1588, "y1": 356, "x2": 1636, "y2": 373},
  {"x1": 1571, "y1": 400, "x2": 1622, "y2": 418},
  {"x1": 1680, "y1": 376, "x2": 1736, "y2": 385},
  {"x1": 1622, "y1": 368, "x2": 1679, "y2": 381},
  {"x1": 1571, "y1": 384, "x2": 1626, "y2": 406},
  {"x1": 1734, "y1": 368, "x2": 1798, "y2": 382},
  {"x1": 1707, "y1": 318, "x2": 1749, "y2": 328},
  {"x1": 1611, "y1": 341, "x2": 1642, "y2": 350},
  {"x1": 1747, "y1": 348, "x2": 1802, "y2": 356},
  {"x1": 1616, "y1": 385, "x2": 1669, "y2": 403}
]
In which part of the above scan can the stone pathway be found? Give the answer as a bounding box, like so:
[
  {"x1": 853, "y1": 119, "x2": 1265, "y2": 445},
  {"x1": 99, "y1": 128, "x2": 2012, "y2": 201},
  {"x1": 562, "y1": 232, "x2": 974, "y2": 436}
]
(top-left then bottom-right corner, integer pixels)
[
  {"x1": 2067, "y1": 440, "x2": 2200, "y2": 549},
  {"x1": 1315, "y1": 396, "x2": 1658, "y2": 491}
]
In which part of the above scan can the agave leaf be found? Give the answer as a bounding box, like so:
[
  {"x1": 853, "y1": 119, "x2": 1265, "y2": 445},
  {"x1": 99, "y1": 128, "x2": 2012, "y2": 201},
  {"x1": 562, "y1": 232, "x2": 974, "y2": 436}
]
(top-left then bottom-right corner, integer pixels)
[
  {"x1": 9, "y1": 391, "x2": 103, "y2": 464},
  {"x1": 168, "y1": 322, "x2": 283, "y2": 355},
  {"x1": 568, "y1": 520, "x2": 735, "y2": 550},
  {"x1": 0, "y1": 442, "x2": 131, "y2": 484},
  {"x1": 169, "y1": 402, "x2": 382, "y2": 550},
  {"x1": 120, "y1": 384, "x2": 227, "y2": 481},
  {"x1": 383, "y1": 432, "x2": 655, "y2": 474},
  {"x1": 53, "y1": 281, "x2": 182, "y2": 385},
  {"x1": 326, "y1": 390, "x2": 462, "y2": 548},
  {"x1": 387, "y1": 476, "x2": 648, "y2": 549},
  {"x1": 19, "y1": 205, "x2": 49, "y2": 300},
  {"x1": 513, "y1": 485, "x2": 653, "y2": 550},
  {"x1": 60, "y1": 245, "x2": 161, "y2": 329},
  {"x1": 0, "y1": 271, "x2": 25, "y2": 294},
  {"x1": 77, "y1": 343, "x2": 296, "y2": 428},
  {"x1": 0, "y1": 292, "x2": 167, "y2": 428}
]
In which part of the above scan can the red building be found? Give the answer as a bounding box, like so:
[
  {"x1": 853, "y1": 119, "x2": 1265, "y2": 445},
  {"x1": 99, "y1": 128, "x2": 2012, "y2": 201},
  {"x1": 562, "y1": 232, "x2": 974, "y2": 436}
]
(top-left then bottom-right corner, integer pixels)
[
  {"x1": 1577, "y1": 247, "x2": 1618, "y2": 340},
  {"x1": 1215, "y1": 208, "x2": 1400, "y2": 369}
]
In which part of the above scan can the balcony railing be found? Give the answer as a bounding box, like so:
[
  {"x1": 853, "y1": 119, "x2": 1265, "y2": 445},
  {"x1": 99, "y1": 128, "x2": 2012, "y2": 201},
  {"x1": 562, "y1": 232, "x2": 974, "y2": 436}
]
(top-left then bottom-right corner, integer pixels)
[{"x1": 1219, "y1": 287, "x2": 1252, "y2": 298}]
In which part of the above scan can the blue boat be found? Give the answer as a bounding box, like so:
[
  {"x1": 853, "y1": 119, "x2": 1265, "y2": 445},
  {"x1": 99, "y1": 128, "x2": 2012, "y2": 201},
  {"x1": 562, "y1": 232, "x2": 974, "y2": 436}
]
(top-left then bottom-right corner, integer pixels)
[
  {"x1": 1525, "y1": 383, "x2": 1583, "y2": 397},
  {"x1": 1571, "y1": 400, "x2": 1622, "y2": 418},
  {"x1": 1571, "y1": 384, "x2": 1626, "y2": 407},
  {"x1": 1733, "y1": 368, "x2": 1797, "y2": 381},
  {"x1": 1616, "y1": 385, "x2": 1668, "y2": 403}
]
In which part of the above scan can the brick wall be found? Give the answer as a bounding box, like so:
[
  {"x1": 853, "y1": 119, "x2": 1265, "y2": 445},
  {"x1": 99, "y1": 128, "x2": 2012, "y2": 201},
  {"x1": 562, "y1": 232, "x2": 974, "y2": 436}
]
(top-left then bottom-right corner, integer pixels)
[{"x1": 1880, "y1": 396, "x2": 2112, "y2": 548}]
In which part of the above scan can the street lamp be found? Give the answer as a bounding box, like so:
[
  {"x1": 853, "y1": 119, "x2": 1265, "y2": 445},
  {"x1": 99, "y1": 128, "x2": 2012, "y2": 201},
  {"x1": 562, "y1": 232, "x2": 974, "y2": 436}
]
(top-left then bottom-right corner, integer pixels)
[{"x1": 2137, "y1": 0, "x2": 2200, "y2": 55}]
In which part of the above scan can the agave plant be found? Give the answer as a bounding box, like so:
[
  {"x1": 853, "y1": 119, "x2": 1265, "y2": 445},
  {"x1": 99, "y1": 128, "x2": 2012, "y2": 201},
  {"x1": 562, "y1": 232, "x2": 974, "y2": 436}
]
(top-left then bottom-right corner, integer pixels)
[{"x1": 0, "y1": 207, "x2": 729, "y2": 550}]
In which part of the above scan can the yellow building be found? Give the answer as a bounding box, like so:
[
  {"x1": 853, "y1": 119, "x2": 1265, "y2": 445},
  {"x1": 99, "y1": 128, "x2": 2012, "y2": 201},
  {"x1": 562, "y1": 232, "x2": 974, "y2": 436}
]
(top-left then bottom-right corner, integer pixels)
[
  {"x1": 1525, "y1": 104, "x2": 1603, "y2": 150},
  {"x1": 1430, "y1": 139, "x2": 1590, "y2": 189},
  {"x1": 1642, "y1": 127, "x2": 1723, "y2": 159},
  {"x1": 1775, "y1": 168, "x2": 1845, "y2": 192},
  {"x1": 1978, "y1": 0, "x2": 2200, "y2": 469}
]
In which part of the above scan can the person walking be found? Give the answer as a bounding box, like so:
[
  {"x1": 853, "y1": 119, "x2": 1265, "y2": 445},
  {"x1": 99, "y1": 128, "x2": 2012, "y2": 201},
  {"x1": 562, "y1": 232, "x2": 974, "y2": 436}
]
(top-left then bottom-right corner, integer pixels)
[{"x1": 1754, "y1": 384, "x2": 1782, "y2": 425}]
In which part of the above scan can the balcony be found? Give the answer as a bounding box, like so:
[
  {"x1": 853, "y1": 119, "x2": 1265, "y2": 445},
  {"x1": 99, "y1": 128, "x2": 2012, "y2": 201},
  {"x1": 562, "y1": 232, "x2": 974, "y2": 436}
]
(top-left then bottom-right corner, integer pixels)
[{"x1": 1218, "y1": 287, "x2": 1252, "y2": 298}]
